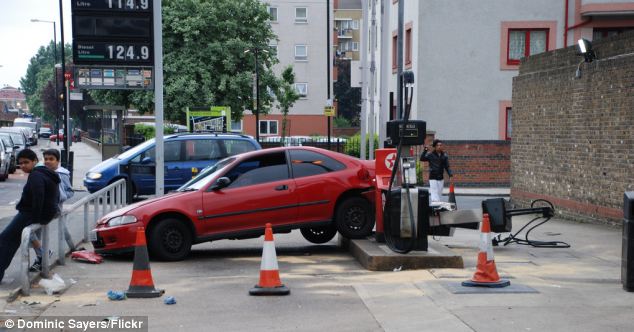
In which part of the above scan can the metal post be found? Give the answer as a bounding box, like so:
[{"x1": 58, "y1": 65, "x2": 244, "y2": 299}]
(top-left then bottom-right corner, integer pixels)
[
  {"x1": 20, "y1": 228, "x2": 32, "y2": 295},
  {"x1": 368, "y1": 0, "x2": 377, "y2": 160},
  {"x1": 84, "y1": 203, "x2": 89, "y2": 242},
  {"x1": 397, "y1": 0, "x2": 404, "y2": 119},
  {"x1": 255, "y1": 49, "x2": 260, "y2": 143},
  {"x1": 93, "y1": 198, "x2": 98, "y2": 226},
  {"x1": 154, "y1": 0, "x2": 165, "y2": 196},
  {"x1": 59, "y1": 0, "x2": 69, "y2": 162},
  {"x1": 360, "y1": 0, "x2": 369, "y2": 159},
  {"x1": 58, "y1": 215, "x2": 66, "y2": 265},
  {"x1": 101, "y1": 194, "x2": 107, "y2": 218},
  {"x1": 41, "y1": 225, "x2": 50, "y2": 276},
  {"x1": 327, "y1": 0, "x2": 331, "y2": 150},
  {"x1": 379, "y1": 0, "x2": 390, "y2": 148},
  {"x1": 53, "y1": 22, "x2": 60, "y2": 147}
]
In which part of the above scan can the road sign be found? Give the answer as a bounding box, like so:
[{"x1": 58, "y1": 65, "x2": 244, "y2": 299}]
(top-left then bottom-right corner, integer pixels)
[
  {"x1": 71, "y1": 0, "x2": 154, "y2": 67},
  {"x1": 324, "y1": 106, "x2": 336, "y2": 117}
]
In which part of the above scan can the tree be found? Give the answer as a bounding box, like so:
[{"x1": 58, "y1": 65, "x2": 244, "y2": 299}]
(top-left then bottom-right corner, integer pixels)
[
  {"x1": 20, "y1": 41, "x2": 72, "y2": 118},
  {"x1": 90, "y1": 0, "x2": 279, "y2": 124},
  {"x1": 333, "y1": 59, "x2": 361, "y2": 126},
  {"x1": 277, "y1": 66, "x2": 300, "y2": 139}
]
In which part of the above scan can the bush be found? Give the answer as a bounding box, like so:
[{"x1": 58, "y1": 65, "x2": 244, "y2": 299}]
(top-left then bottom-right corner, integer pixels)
[
  {"x1": 344, "y1": 133, "x2": 379, "y2": 159},
  {"x1": 134, "y1": 123, "x2": 176, "y2": 140}
]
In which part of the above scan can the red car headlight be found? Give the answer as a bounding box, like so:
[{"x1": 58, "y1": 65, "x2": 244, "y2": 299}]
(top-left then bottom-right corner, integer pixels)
[{"x1": 107, "y1": 215, "x2": 137, "y2": 227}]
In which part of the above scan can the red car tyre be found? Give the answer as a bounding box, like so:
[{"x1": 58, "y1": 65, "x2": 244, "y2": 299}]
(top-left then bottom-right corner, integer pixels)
[
  {"x1": 335, "y1": 197, "x2": 374, "y2": 239},
  {"x1": 148, "y1": 218, "x2": 192, "y2": 261}
]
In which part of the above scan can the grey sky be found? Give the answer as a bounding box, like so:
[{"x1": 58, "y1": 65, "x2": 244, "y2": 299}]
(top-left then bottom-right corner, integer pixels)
[{"x1": 0, "y1": 0, "x2": 73, "y2": 89}]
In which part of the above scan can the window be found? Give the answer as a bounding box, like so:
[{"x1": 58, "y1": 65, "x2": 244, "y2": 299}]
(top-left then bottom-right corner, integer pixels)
[
  {"x1": 405, "y1": 27, "x2": 412, "y2": 67},
  {"x1": 295, "y1": 7, "x2": 307, "y2": 23},
  {"x1": 507, "y1": 29, "x2": 548, "y2": 65},
  {"x1": 164, "y1": 141, "x2": 183, "y2": 162},
  {"x1": 225, "y1": 152, "x2": 289, "y2": 188},
  {"x1": 352, "y1": 20, "x2": 359, "y2": 30},
  {"x1": 505, "y1": 107, "x2": 512, "y2": 140},
  {"x1": 185, "y1": 139, "x2": 222, "y2": 161},
  {"x1": 294, "y1": 83, "x2": 308, "y2": 97},
  {"x1": 593, "y1": 27, "x2": 634, "y2": 41},
  {"x1": 268, "y1": 7, "x2": 278, "y2": 22},
  {"x1": 352, "y1": 42, "x2": 359, "y2": 51},
  {"x1": 224, "y1": 139, "x2": 257, "y2": 156},
  {"x1": 290, "y1": 150, "x2": 346, "y2": 178},
  {"x1": 230, "y1": 119, "x2": 243, "y2": 132},
  {"x1": 295, "y1": 44, "x2": 307, "y2": 61},
  {"x1": 259, "y1": 120, "x2": 279, "y2": 135},
  {"x1": 392, "y1": 35, "x2": 398, "y2": 70},
  {"x1": 269, "y1": 43, "x2": 277, "y2": 56}
]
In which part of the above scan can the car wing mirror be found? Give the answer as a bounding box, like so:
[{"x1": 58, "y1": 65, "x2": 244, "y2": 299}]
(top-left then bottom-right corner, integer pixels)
[{"x1": 212, "y1": 177, "x2": 231, "y2": 190}]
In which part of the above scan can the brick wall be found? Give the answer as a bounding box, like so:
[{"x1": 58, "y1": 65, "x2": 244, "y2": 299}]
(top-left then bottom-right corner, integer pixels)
[
  {"x1": 511, "y1": 31, "x2": 634, "y2": 224},
  {"x1": 415, "y1": 139, "x2": 511, "y2": 187}
]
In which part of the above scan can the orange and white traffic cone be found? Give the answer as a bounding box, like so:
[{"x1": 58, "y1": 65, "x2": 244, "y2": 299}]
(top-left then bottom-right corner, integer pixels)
[
  {"x1": 126, "y1": 227, "x2": 165, "y2": 298},
  {"x1": 462, "y1": 214, "x2": 510, "y2": 288},
  {"x1": 448, "y1": 181, "x2": 457, "y2": 207},
  {"x1": 249, "y1": 223, "x2": 290, "y2": 296}
]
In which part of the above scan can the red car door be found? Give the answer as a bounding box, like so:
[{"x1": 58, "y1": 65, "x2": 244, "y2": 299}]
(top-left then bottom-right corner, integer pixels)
[
  {"x1": 200, "y1": 151, "x2": 298, "y2": 235},
  {"x1": 289, "y1": 149, "x2": 348, "y2": 224}
]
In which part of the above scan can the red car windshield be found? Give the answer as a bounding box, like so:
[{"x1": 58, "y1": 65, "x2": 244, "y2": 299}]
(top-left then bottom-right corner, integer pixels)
[{"x1": 177, "y1": 157, "x2": 235, "y2": 191}]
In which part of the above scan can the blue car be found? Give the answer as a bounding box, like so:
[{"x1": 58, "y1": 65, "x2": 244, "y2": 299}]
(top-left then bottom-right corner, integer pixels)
[{"x1": 84, "y1": 133, "x2": 260, "y2": 196}]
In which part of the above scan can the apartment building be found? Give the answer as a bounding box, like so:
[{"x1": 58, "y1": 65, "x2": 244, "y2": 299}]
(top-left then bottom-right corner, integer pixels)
[
  {"x1": 377, "y1": 0, "x2": 634, "y2": 141},
  {"x1": 242, "y1": 0, "x2": 332, "y2": 138}
]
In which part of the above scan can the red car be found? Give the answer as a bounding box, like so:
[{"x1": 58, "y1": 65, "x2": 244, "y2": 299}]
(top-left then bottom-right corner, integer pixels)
[{"x1": 91, "y1": 147, "x2": 376, "y2": 260}]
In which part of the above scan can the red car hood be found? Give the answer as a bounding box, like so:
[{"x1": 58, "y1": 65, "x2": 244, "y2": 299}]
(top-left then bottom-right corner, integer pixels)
[{"x1": 97, "y1": 191, "x2": 191, "y2": 225}]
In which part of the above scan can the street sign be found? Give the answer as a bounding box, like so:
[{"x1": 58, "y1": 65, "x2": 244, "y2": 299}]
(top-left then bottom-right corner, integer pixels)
[
  {"x1": 324, "y1": 106, "x2": 336, "y2": 117},
  {"x1": 71, "y1": 0, "x2": 154, "y2": 67}
]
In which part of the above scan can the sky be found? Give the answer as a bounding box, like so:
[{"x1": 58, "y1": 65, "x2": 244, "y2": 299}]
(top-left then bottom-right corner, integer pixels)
[{"x1": 0, "y1": 0, "x2": 73, "y2": 89}]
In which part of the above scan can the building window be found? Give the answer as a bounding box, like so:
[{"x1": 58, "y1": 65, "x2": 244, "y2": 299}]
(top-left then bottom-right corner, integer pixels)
[
  {"x1": 295, "y1": 44, "x2": 307, "y2": 61},
  {"x1": 405, "y1": 27, "x2": 412, "y2": 68},
  {"x1": 294, "y1": 83, "x2": 308, "y2": 97},
  {"x1": 392, "y1": 35, "x2": 397, "y2": 70},
  {"x1": 505, "y1": 107, "x2": 512, "y2": 140},
  {"x1": 295, "y1": 7, "x2": 307, "y2": 23},
  {"x1": 259, "y1": 120, "x2": 278, "y2": 135},
  {"x1": 593, "y1": 27, "x2": 634, "y2": 41},
  {"x1": 268, "y1": 7, "x2": 278, "y2": 22},
  {"x1": 507, "y1": 29, "x2": 548, "y2": 65},
  {"x1": 269, "y1": 43, "x2": 277, "y2": 56},
  {"x1": 352, "y1": 42, "x2": 359, "y2": 51},
  {"x1": 231, "y1": 119, "x2": 243, "y2": 132},
  {"x1": 352, "y1": 20, "x2": 359, "y2": 30}
]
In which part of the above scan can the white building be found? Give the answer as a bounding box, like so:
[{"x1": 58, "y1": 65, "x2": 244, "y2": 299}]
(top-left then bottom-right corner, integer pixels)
[{"x1": 244, "y1": 0, "x2": 333, "y2": 138}]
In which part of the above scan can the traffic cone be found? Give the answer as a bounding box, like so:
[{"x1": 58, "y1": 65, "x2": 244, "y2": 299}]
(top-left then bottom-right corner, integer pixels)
[
  {"x1": 462, "y1": 214, "x2": 510, "y2": 288},
  {"x1": 448, "y1": 181, "x2": 457, "y2": 207},
  {"x1": 249, "y1": 223, "x2": 290, "y2": 296},
  {"x1": 126, "y1": 227, "x2": 164, "y2": 298}
]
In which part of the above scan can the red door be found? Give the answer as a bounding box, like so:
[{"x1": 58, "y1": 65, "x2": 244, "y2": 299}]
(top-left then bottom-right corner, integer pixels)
[{"x1": 201, "y1": 151, "x2": 297, "y2": 235}]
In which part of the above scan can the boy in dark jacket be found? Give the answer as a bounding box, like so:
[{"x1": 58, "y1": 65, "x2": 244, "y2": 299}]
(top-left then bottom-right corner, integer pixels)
[{"x1": 0, "y1": 149, "x2": 60, "y2": 283}]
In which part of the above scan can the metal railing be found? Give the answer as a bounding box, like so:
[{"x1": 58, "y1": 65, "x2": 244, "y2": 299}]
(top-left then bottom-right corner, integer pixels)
[{"x1": 19, "y1": 179, "x2": 127, "y2": 295}]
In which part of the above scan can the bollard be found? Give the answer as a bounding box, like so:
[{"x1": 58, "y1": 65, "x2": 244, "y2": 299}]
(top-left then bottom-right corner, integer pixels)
[{"x1": 623, "y1": 192, "x2": 634, "y2": 292}]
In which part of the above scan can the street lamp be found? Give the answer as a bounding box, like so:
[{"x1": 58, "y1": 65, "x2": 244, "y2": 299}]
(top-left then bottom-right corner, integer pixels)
[
  {"x1": 31, "y1": 19, "x2": 59, "y2": 145},
  {"x1": 244, "y1": 48, "x2": 268, "y2": 143}
]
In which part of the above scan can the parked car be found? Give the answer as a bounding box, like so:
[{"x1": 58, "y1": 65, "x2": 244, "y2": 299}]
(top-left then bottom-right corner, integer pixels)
[
  {"x1": 0, "y1": 139, "x2": 10, "y2": 181},
  {"x1": 13, "y1": 118, "x2": 39, "y2": 145},
  {"x1": 0, "y1": 133, "x2": 17, "y2": 173},
  {"x1": 0, "y1": 127, "x2": 33, "y2": 146},
  {"x1": 90, "y1": 146, "x2": 376, "y2": 260},
  {"x1": 39, "y1": 127, "x2": 52, "y2": 138},
  {"x1": 50, "y1": 129, "x2": 64, "y2": 142},
  {"x1": 0, "y1": 129, "x2": 28, "y2": 165},
  {"x1": 84, "y1": 133, "x2": 261, "y2": 197}
]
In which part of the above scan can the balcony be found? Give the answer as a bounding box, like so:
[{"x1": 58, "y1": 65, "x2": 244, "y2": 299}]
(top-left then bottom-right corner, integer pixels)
[{"x1": 580, "y1": 0, "x2": 634, "y2": 17}]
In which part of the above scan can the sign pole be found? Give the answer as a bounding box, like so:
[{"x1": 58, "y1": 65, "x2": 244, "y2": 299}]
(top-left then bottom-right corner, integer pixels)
[{"x1": 154, "y1": 0, "x2": 164, "y2": 196}]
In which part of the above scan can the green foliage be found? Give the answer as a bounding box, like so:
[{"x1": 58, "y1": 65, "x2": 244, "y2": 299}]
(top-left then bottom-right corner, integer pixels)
[
  {"x1": 20, "y1": 42, "x2": 71, "y2": 118},
  {"x1": 333, "y1": 59, "x2": 361, "y2": 126},
  {"x1": 89, "y1": 0, "x2": 279, "y2": 124},
  {"x1": 134, "y1": 123, "x2": 176, "y2": 140},
  {"x1": 344, "y1": 133, "x2": 379, "y2": 159},
  {"x1": 277, "y1": 65, "x2": 300, "y2": 138},
  {"x1": 333, "y1": 116, "x2": 351, "y2": 128}
]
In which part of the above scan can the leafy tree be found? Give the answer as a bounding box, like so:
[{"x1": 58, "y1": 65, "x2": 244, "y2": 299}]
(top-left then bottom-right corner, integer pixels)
[
  {"x1": 276, "y1": 66, "x2": 300, "y2": 139},
  {"x1": 90, "y1": 0, "x2": 279, "y2": 124},
  {"x1": 333, "y1": 116, "x2": 351, "y2": 128},
  {"x1": 334, "y1": 59, "x2": 361, "y2": 126},
  {"x1": 20, "y1": 41, "x2": 71, "y2": 118}
]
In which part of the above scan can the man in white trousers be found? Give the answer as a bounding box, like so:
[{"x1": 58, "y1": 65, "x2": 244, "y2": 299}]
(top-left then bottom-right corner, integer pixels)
[{"x1": 420, "y1": 139, "x2": 453, "y2": 202}]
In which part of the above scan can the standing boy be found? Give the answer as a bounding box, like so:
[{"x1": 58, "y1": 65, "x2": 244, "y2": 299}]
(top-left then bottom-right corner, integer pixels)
[{"x1": 420, "y1": 139, "x2": 453, "y2": 202}]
